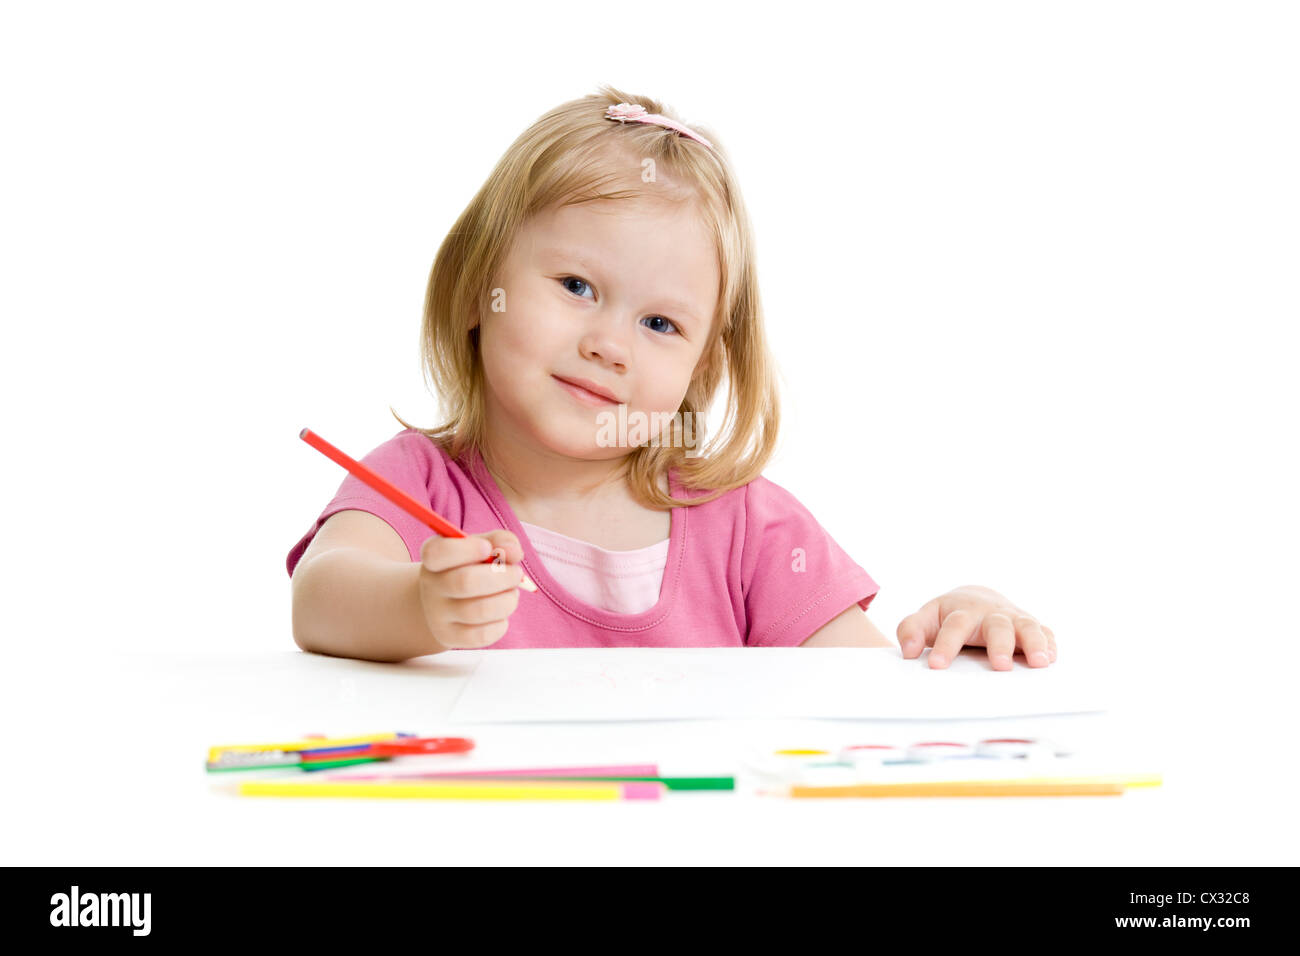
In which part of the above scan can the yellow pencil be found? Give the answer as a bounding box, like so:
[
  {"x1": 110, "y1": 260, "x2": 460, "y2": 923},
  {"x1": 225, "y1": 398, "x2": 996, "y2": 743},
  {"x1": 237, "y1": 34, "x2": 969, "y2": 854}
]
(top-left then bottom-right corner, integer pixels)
[
  {"x1": 788, "y1": 780, "x2": 1128, "y2": 798},
  {"x1": 239, "y1": 778, "x2": 664, "y2": 801}
]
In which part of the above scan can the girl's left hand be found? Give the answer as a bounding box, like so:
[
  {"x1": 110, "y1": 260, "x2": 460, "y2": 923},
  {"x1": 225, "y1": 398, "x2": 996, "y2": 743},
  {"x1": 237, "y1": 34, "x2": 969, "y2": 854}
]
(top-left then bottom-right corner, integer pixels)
[{"x1": 896, "y1": 585, "x2": 1057, "y2": 670}]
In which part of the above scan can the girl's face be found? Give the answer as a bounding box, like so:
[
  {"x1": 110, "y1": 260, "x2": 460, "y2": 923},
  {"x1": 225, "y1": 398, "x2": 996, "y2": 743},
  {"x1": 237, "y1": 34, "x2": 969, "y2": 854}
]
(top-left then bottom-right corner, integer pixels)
[{"x1": 479, "y1": 194, "x2": 720, "y2": 463}]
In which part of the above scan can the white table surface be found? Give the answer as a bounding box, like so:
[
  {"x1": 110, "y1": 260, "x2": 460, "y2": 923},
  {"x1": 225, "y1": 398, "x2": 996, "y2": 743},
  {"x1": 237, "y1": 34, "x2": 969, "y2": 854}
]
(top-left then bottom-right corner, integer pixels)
[{"x1": 5, "y1": 644, "x2": 1290, "y2": 866}]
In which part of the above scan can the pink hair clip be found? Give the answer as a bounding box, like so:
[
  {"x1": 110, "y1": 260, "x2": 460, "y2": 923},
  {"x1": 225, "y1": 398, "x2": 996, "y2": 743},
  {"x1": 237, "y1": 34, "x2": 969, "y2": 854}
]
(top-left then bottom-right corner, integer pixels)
[{"x1": 604, "y1": 102, "x2": 714, "y2": 150}]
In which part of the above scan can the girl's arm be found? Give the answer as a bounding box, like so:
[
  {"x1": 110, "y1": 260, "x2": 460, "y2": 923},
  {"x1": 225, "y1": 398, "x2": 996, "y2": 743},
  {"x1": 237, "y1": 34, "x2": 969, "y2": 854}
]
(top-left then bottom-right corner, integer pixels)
[
  {"x1": 291, "y1": 510, "x2": 445, "y2": 662},
  {"x1": 800, "y1": 606, "x2": 895, "y2": 648}
]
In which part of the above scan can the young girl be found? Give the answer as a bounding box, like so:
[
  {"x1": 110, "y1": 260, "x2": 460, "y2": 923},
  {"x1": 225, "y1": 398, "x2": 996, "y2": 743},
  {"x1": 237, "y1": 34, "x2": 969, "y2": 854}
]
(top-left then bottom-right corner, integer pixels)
[{"x1": 287, "y1": 86, "x2": 1057, "y2": 669}]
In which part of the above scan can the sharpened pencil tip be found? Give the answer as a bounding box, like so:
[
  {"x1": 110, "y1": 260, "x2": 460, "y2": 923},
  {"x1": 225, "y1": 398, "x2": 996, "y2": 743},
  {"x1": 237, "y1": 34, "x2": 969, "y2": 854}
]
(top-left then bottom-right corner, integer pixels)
[{"x1": 520, "y1": 575, "x2": 539, "y2": 593}]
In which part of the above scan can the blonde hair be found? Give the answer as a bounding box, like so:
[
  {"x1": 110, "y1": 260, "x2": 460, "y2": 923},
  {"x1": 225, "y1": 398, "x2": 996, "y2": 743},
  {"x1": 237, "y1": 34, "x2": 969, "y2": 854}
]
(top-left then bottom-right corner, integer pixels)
[{"x1": 393, "y1": 84, "x2": 780, "y2": 508}]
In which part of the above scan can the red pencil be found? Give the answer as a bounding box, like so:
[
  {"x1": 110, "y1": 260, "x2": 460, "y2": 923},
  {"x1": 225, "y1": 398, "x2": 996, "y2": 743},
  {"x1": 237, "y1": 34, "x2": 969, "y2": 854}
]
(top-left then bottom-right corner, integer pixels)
[{"x1": 299, "y1": 428, "x2": 537, "y2": 592}]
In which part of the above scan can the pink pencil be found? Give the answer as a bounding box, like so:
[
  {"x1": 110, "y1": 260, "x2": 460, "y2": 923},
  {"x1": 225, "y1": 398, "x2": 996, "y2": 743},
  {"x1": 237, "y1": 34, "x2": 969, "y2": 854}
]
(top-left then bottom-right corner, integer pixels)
[{"x1": 300, "y1": 427, "x2": 537, "y2": 592}]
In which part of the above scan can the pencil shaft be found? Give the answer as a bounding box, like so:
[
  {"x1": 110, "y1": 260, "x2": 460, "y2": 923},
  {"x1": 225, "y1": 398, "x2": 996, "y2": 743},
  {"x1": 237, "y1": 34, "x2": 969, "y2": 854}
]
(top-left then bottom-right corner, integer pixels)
[
  {"x1": 300, "y1": 429, "x2": 460, "y2": 536},
  {"x1": 240, "y1": 779, "x2": 662, "y2": 801}
]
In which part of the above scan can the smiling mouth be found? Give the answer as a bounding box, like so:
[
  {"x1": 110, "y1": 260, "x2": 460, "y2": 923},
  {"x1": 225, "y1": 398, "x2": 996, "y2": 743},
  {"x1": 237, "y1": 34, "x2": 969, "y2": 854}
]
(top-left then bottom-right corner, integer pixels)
[{"x1": 553, "y1": 376, "x2": 620, "y2": 407}]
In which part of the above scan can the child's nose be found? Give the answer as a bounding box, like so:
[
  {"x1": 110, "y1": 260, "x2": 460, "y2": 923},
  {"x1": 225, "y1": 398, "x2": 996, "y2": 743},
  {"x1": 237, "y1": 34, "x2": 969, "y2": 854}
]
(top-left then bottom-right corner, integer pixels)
[{"x1": 578, "y1": 320, "x2": 633, "y2": 369}]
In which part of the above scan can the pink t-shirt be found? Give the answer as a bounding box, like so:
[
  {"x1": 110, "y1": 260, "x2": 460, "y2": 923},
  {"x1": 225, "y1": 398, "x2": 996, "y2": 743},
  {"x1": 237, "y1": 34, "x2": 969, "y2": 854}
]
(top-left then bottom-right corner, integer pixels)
[{"x1": 286, "y1": 429, "x2": 879, "y2": 648}]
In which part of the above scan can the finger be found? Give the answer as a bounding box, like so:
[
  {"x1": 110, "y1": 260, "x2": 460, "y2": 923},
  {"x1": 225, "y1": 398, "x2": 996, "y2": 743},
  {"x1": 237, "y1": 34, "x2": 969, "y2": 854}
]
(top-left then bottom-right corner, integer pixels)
[
  {"x1": 896, "y1": 599, "x2": 942, "y2": 658},
  {"x1": 447, "y1": 587, "x2": 521, "y2": 626},
  {"x1": 1015, "y1": 616, "x2": 1051, "y2": 667},
  {"x1": 981, "y1": 612, "x2": 1017, "y2": 670},
  {"x1": 439, "y1": 561, "x2": 525, "y2": 599},
  {"x1": 443, "y1": 619, "x2": 509, "y2": 649},
  {"x1": 929, "y1": 609, "x2": 979, "y2": 669},
  {"x1": 477, "y1": 530, "x2": 525, "y2": 566},
  {"x1": 1043, "y1": 626, "x2": 1057, "y2": 662},
  {"x1": 422, "y1": 534, "x2": 493, "y2": 573}
]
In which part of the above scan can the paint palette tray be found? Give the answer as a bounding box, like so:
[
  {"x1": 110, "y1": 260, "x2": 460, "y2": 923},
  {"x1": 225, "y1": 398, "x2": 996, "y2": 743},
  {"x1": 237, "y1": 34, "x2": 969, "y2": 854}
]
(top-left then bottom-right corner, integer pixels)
[{"x1": 743, "y1": 736, "x2": 1160, "y2": 792}]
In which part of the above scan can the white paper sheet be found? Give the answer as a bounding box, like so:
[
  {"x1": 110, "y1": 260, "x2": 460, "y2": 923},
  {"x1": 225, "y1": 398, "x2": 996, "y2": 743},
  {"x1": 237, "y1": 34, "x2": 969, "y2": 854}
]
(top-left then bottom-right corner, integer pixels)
[{"x1": 449, "y1": 647, "x2": 1109, "y2": 723}]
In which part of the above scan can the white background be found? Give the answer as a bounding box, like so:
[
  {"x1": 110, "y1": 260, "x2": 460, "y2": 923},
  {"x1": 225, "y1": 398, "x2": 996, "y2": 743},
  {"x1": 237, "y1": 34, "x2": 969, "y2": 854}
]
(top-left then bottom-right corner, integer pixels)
[{"x1": 2, "y1": 1, "x2": 1296, "y2": 864}]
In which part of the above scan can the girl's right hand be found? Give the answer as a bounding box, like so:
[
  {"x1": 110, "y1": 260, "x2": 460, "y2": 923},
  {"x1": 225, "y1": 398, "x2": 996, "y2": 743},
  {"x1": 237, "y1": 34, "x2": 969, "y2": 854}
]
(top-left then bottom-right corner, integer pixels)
[{"x1": 418, "y1": 530, "x2": 526, "y2": 649}]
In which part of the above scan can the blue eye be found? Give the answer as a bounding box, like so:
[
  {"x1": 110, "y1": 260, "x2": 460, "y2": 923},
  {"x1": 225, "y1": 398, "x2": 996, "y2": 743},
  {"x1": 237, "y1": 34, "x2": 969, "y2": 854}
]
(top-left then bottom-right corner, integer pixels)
[
  {"x1": 560, "y1": 276, "x2": 593, "y2": 298},
  {"x1": 641, "y1": 316, "x2": 680, "y2": 335},
  {"x1": 559, "y1": 277, "x2": 680, "y2": 335}
]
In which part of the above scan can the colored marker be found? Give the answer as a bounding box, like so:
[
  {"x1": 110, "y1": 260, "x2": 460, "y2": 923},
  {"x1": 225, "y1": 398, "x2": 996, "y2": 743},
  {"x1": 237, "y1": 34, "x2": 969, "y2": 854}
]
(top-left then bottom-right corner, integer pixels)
[
  {"x1": 367, "y1": 737, "x2": 475, "y2": 756},
  {"x1": 299, "y1": 428, "x2": 537, "y2": 592},
  {"x1": 208, "y1": 734, "x2": 474, "y2": 772},
  {"x1": 298, "y1": 757, "x2": 391, "y2": 772},
  {"x1": 206, "y1": 753, "x2": 393, "y2": 773},
  {"x1": 207, "y1": 733, "x2": 408, "y2": 764}
]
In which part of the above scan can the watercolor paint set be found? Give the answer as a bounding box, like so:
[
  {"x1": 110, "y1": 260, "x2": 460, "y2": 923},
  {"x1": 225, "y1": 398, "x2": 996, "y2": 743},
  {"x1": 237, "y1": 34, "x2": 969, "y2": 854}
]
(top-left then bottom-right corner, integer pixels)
[{"x1": 742, "y1": 736, "x2": 1161, "y2": 796}]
